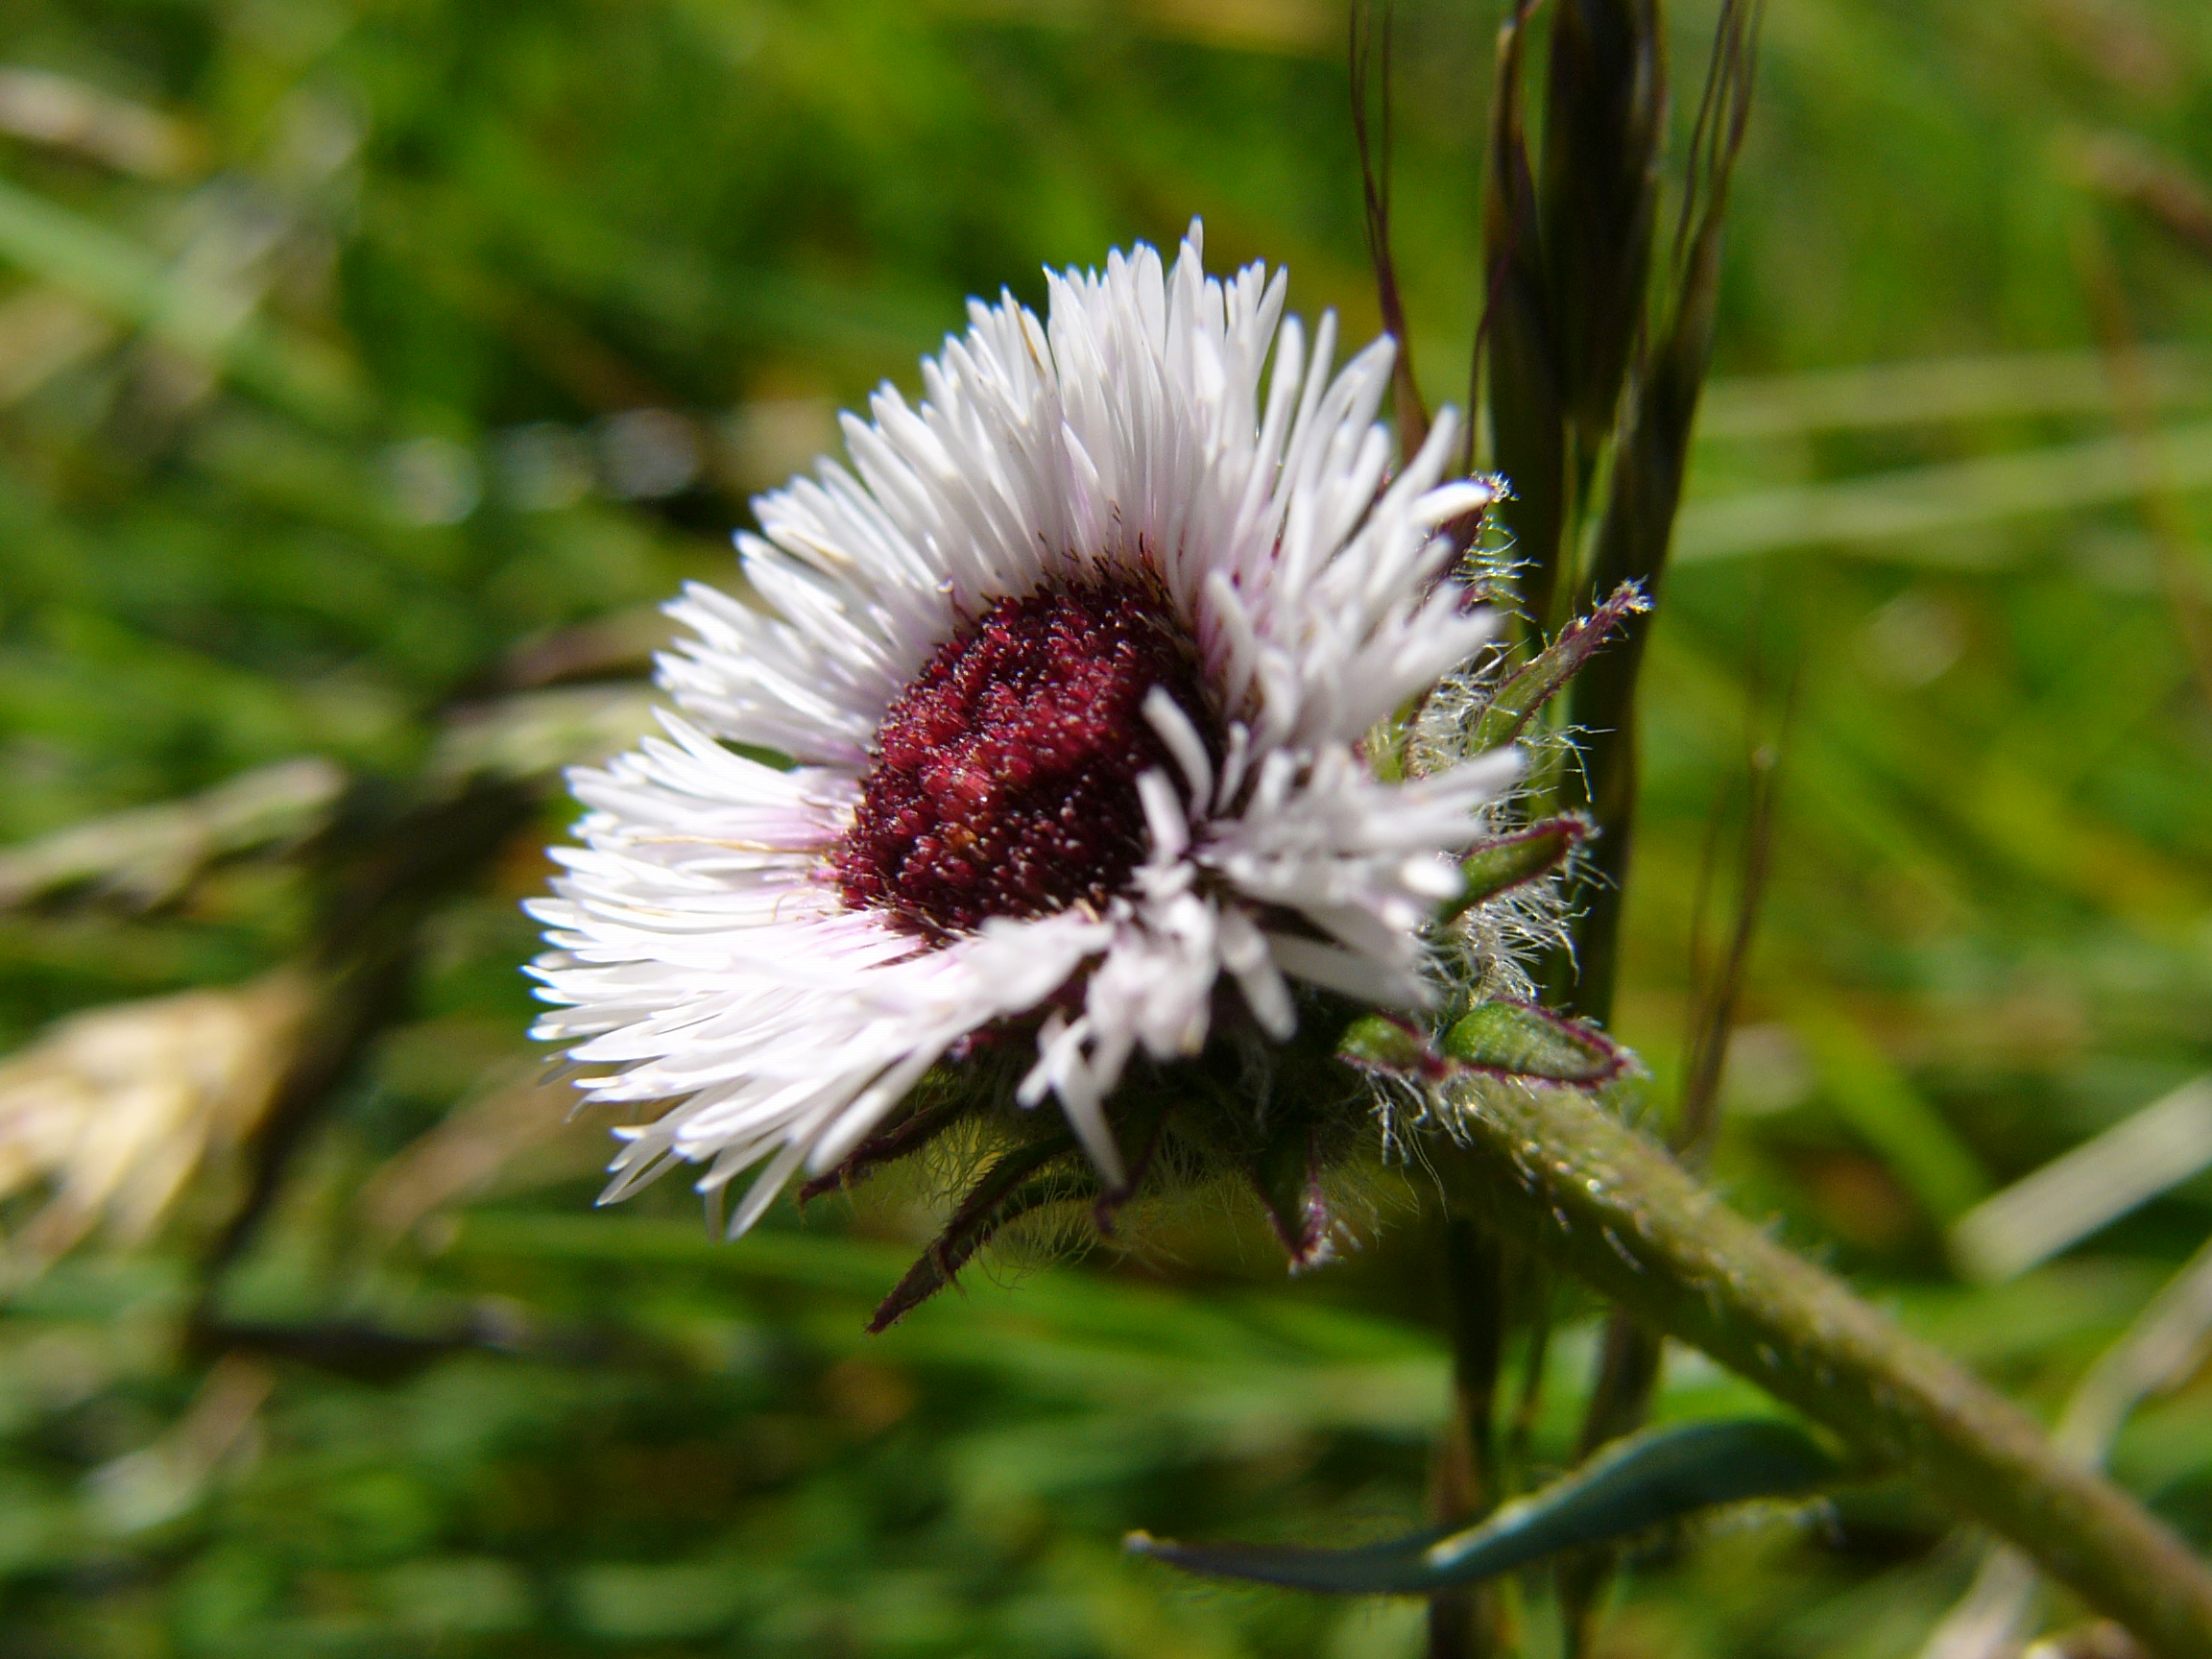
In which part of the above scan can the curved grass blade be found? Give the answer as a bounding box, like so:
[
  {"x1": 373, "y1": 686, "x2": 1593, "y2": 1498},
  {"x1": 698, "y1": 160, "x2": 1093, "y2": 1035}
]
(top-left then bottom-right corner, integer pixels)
[
  {"x1": 0, "y1": 175, "x2": 364, "y2": 429},
  {"x1": 1127, "y1": 1417, "x2": 1841, "y2": 1594}
]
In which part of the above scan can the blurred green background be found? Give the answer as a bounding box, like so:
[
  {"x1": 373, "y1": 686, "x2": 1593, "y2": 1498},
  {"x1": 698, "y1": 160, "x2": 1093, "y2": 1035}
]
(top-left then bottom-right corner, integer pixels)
[{"x1": 3, "y1": 0, "x2": 2212, "y2": 1653}]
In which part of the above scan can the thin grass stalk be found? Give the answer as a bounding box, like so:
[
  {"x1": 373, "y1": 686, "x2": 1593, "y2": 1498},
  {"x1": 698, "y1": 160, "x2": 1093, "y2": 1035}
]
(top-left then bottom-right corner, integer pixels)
[
  {"x1": 2072, "y1": 215, "x2": 2212, "y2": 709},
  {"x1": 2072, "y1": 130, "x2": 2212, "y2": 267},
  {"x1": 1353, "y1": 1, "x2": 1431, "y2": 457},
  {"x1": 1675, "y1": 679, "x2": 1787, "y2": 1159},
  {"x1": 1557, "y1": 683, "x2": 1787, "y2": 1649}
]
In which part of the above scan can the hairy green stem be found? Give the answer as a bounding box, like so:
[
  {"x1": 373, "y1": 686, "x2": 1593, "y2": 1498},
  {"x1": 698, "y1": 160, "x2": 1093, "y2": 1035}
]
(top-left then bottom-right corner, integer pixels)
[{"x1": 1434, "y1": 1078, "x2": 2212, "y2": 1659}]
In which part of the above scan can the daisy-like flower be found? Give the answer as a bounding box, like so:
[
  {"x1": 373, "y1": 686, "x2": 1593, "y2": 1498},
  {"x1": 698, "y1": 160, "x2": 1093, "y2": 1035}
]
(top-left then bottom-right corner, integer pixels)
[{"x1": 527, "y1": 224, "x2": 1528, "y2": 1259}]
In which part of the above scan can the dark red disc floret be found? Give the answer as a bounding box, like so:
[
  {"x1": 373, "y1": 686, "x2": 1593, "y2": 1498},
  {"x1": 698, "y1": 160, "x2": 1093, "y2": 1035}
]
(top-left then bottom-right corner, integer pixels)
[{"x1": 833, "y1": 576, "x2": 1209, "y2": 937}]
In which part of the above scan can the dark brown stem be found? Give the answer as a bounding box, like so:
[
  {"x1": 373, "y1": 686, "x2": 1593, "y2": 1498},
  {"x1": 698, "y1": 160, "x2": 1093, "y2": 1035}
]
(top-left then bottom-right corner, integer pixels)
[
  {"x1": 1505, "y1": 1270, "x2": 1552, "y2": 1487},
  {"x1": 1480, "y1": 1, "x2": 1567, "y2": 633}
]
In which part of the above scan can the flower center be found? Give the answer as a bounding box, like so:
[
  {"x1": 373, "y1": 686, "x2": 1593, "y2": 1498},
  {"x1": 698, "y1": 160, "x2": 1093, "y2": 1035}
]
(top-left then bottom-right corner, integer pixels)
[{"x1": 834, "y1": 576, "x2": 1207, "y2": 937}]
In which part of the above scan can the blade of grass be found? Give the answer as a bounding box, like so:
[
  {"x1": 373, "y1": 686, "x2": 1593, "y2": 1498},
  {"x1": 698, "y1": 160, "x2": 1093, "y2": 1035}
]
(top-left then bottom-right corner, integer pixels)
[
  {"x1": 1128, "y1": 1417, "x2": 1844, "y2": 1594},
  {"x1": 1696, "y1": 346, "x2": 2212, "y2": 442},
  {"x1": 1676, "y1": 690, "x2": 1789, "y2": 1160},
  {"x1": 0, "y1": 175, "x2": 364, "y2": 430},
  {"x1": 1675, "y1": 419, "x2": 2212, "y2": 563},
  {"x1": 1480, "y1": 1, "x2": 1569, "y2": 632},
  {"x1": 1949, "y1": 1078, "x2": 2212, "y2": 1286},
  {"x1": 1562, "y1": 0, "x2": 1762, "y2": 1023},
  {"x1": 1539, "y1": 0, "x2": 1665, "y2": 449},
  {"x1": 1790, "y1": 999, "x2": 1992, "y2": 1228}
]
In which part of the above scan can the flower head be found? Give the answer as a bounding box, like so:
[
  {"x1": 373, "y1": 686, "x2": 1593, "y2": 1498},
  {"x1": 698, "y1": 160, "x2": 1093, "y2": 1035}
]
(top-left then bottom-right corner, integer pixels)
[{"x1": 528, "y1": 225, "x2": 1528, "y2": 1274}]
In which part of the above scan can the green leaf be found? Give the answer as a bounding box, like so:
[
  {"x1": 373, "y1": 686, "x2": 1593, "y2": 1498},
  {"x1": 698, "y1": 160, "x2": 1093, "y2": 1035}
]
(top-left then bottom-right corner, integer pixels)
[
  {"x1": 1334, "y1": 1014, "x2": 1439, "y2": 1076},
  {"x1": 1470, "y1": 582, "x2": 1650, "y2": 751},
  {"x1": 1338, "y1": 999, "x2": 1624, "y2": 1091},
  {"x1": 1440, "y1": 1001, "x2": 1623, "y2": 1085},
  {"x1": 1445, "y1": 815, "x2": 1590, "y2": 922},
  {"x1": 1126, "y1": 1416, "x2": 1843, "y2": 1594}
]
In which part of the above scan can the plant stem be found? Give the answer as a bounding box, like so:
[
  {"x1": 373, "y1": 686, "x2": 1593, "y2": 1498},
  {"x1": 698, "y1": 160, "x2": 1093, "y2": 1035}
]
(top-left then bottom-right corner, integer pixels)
[
  {"x1": 1434, "y1": 1078, "x2": 2212, "y2": 1659},
  {"x1": 1431, "y1": 1218, "x2": 1508, "y2": 1657}
]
